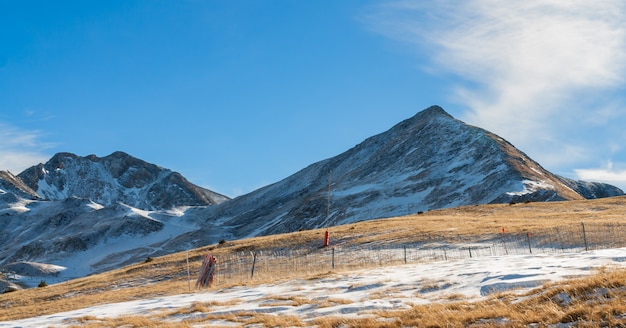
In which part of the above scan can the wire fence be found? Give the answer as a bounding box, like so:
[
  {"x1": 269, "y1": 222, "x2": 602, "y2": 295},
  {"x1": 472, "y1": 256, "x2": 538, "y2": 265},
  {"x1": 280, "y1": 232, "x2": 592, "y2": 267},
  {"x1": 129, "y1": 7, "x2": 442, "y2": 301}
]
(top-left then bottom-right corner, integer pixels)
[{"x1": 201, "y1": 222, "x2": 626, "y2": 287}]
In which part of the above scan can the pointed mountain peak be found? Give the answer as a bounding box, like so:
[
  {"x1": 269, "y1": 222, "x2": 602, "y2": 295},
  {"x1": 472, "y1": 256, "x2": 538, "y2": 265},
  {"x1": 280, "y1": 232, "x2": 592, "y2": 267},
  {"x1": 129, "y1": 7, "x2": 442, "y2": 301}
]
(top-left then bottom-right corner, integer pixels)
[
  {"x1": 386, "y1": 105, "x2": 456, "y2": 135},
  {"x1": 419, "y1": 105, "x2": 453, "y2": 119}
]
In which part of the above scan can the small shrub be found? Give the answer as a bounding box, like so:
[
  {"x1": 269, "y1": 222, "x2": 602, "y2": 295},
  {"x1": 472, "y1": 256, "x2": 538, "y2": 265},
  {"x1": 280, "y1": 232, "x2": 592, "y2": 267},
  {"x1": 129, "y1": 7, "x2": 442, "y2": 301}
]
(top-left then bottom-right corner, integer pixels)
[
  {"x1": 144, "y1": 257, "x2": 153, "y2": 263},
  {"x1": 38, "y1": 280, "x2": 47, "y2": 288},
  {"x1": 219, "y1": 239, "x2": 226, "y2": 245}
]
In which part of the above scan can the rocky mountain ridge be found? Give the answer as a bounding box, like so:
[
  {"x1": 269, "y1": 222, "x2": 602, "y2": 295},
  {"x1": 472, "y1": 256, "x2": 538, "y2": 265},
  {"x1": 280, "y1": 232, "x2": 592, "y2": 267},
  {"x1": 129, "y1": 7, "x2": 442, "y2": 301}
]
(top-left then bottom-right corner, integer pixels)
[
  {"x1": 0, "y1": 105, "x2": 623, "y2": 290},
  {"x1": 15, "y1": 151, "x2": 229, "y2": 210}
]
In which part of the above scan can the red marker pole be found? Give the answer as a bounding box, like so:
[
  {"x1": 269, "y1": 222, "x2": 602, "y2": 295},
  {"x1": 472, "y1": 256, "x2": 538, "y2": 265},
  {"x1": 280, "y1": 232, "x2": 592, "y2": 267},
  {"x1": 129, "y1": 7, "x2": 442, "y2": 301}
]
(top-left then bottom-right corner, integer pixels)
[{"x1": 323, "y1": 230, "x2": 329, "y2": 247}]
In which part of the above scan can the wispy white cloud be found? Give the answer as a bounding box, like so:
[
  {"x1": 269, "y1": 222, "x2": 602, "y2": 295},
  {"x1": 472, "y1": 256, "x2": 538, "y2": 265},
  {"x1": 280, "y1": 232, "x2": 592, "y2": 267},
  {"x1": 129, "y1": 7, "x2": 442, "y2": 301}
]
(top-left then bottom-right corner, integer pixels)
[
  {"x1": 575, "y1": 161, "x2": 626, "y2": 191},
  {"x1": 0, "y1": 122, "x2": 52, "y2": 174},
  {"x1": 365, "y1": 0, "x2": 626, "y2": 187}
]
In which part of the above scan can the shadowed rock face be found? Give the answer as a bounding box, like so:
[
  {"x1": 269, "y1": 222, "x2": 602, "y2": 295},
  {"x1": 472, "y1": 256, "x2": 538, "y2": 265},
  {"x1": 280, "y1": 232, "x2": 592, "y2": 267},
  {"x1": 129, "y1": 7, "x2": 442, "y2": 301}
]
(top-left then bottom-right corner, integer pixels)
[
  {"x1": 17, "y1": 151, "x2": 229, "y2": 210},
  {"x1": 0, "y1": 170, "x2": 39, "y2": 200}
]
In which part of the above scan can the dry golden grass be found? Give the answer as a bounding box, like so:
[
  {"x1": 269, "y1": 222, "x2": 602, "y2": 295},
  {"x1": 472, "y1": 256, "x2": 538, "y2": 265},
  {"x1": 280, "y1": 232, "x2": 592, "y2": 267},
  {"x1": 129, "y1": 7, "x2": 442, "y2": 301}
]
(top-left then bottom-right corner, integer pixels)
[
  {"x1": 312, "y1": 267, "x2": 626, "y2": 328},
  {"x1": 1, "y1": 196, "x2": 625, "y2": 325},
  {"x1": 316, "y1": 297, "x2": 354, "y2": 308},
  {"x1": 259, "y1": 294, "x2": 312, "y2": 307}
]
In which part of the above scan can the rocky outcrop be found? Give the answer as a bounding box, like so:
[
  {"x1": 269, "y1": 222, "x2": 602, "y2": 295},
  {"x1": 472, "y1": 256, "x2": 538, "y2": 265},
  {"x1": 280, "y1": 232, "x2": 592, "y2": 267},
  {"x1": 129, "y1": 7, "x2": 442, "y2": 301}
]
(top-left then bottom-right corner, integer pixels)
[{"x1": 0, "y1": 170, "x2": 40, "y2": 200}]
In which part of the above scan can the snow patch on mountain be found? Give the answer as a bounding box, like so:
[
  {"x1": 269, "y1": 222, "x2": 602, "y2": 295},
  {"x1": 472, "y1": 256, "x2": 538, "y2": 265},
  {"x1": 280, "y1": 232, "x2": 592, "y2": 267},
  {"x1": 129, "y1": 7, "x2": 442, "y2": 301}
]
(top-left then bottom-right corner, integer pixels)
[
  {"x1": 506, "y1": 180, "x2": 555, "y2": 197},
  {"x1": 86, "y1": 200, "x2": 104, "y2": 210}
]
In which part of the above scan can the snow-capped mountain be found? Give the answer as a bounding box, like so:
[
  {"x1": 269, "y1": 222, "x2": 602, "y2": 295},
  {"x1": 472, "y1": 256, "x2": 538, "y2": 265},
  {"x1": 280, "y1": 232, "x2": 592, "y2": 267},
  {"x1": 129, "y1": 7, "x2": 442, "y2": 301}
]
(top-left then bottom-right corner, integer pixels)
[
  {"x1": 186, "y1": 106, "x2": 622, "y2": 241},
  {"x1": 17, "y1": 151, "x2": 229, "y2": 210},
  {"x1": 0, "y1": 106, "x2": 623, "y2": 289},
  {"x1": 0, "y1": 152, "x2": 230, "y2": 284}
]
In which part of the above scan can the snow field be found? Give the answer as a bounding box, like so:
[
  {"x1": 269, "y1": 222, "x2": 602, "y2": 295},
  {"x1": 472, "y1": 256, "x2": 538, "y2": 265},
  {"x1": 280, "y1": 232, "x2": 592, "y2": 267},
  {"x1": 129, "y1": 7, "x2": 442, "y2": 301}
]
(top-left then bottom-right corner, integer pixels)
[{"x1": 3, "y1": 247, "x2": 626, "y2": 327}]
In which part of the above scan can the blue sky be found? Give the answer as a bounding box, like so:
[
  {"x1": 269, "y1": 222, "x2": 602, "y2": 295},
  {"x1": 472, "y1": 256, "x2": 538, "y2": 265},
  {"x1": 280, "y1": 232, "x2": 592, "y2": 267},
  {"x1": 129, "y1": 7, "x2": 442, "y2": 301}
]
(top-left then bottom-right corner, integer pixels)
[{"x1": 2, "y1": 0, "x2": 626, "y2": 197}]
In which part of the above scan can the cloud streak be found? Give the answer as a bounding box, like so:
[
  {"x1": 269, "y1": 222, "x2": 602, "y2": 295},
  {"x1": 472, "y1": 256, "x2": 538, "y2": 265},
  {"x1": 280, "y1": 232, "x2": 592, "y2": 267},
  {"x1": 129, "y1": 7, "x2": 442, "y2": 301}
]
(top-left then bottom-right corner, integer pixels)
[
  {"x1": 0, "y1": 122, "x2": 52, "y2": 174},
  {"x1": 575, "y1": 161, "x2": 626, "y2": 191},
  {"x1": 367, "y1": 0, "x2": 626, "y2": 188}
]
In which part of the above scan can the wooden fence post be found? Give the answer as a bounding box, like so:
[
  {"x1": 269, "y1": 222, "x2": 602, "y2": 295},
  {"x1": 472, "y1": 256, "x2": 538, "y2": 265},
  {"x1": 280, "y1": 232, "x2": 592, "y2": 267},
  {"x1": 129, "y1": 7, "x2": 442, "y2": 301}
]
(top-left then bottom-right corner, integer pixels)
[
  {"x1": 186, "y1": 251, "x2": 191, "y2": 291},
  {"x1": 501, "y1": 227, "x2": 508, "y2": 255},
  {"x1": 251, "y1": 252, "x2": 257, "y2": 279},
  {"x1": 582, "y1": 223, "x2": 589, "y2": 251},
  {"x1": 404, "y1": 245, "x2": 407, "y2": 264}
]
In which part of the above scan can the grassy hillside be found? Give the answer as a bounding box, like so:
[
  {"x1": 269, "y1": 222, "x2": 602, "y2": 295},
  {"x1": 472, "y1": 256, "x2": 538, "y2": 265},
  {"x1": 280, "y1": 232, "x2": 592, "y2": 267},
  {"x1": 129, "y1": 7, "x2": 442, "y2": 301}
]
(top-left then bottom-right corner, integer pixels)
[{"x1": 1, "y1": 196, "x2": 625, "y2": 326}]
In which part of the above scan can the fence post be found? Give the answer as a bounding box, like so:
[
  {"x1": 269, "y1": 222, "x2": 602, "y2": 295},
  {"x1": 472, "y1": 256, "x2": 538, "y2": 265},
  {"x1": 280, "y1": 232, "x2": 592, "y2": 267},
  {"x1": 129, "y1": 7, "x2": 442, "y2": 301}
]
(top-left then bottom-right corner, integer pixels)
[
  {"x1": 501, "y1": 227, "x2": 508, "y2": 255},
  {"x1": 186, "y1": 251, "x2": 191, "y2": 291},
  {"x1": 468, "y1": 247, "x2": 472, "y2": 258},
  {"x1": 527, "y1": 233, "x2": 532, "y2": 254},
  {"x1": 404, "y1": 245, "x2": 407, "y2": 264},
  {"x1": 444, "y1": 249, "x2": 447, "y2": 261},
  {"x1": 582, "y1": 223, "x2": 588, "y2": 251},
  {"x1": 251, "y1": 252, "x2": 257, "y2": 279},
  {"x1": 332, "y1": 248, "x2": 335, "y2": 269}
]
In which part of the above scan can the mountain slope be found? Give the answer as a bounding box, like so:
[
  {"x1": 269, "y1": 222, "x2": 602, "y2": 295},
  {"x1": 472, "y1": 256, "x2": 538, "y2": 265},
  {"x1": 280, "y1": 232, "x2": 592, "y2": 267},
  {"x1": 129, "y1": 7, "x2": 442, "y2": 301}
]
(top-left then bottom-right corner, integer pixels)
[
  {"x1": 17, "y1": 151, "x2": 229, "y2": 210},
  {"x1": 190, "y1": 106, "x2": 622, "y2": 240}
]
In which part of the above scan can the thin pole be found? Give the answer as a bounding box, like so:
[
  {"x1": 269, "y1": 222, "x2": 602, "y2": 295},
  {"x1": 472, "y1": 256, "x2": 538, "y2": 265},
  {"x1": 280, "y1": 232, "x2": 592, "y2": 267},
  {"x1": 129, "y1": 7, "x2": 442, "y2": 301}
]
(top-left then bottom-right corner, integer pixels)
[
  {"x1": 251, "y1": 252, "x2": 257, "y2": 278},
  {"x1": 404, "y1": 245, "x2": 407, "y2": 264},
  {"x1": 186, "y1": 251, "x2": 191, "y2": 291},
  {"x1": 326, "y1": 170, "x2": 332, "y2": 224},
  {"x1": 582, "y1": 223, "x2": 589, "y2": 251}
]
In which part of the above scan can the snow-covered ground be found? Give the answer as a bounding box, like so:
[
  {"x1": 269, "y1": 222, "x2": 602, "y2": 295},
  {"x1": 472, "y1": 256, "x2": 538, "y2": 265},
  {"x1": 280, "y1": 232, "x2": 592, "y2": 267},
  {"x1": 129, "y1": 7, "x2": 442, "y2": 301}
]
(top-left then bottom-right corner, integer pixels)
[{"x1": 3, "y1": 247, "x2": 626, "y2": 327}]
